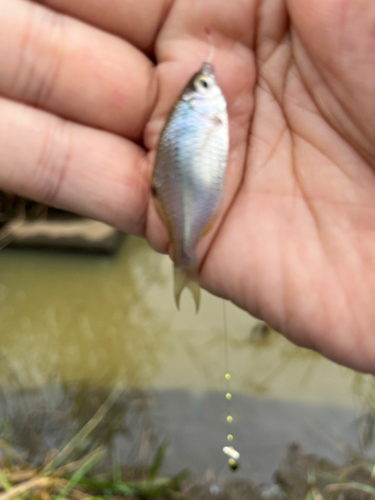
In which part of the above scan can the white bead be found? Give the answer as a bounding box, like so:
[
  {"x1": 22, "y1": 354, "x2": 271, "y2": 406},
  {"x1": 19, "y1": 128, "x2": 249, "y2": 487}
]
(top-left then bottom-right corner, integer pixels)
[{"x1": 222, "y1": 446, "x2": 240, "y2": 460}]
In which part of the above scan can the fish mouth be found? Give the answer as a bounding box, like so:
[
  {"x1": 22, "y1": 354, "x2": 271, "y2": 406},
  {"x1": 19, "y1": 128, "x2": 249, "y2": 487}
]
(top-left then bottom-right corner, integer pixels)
[{"x1": 201, "y1": 62, "x2": 215, "y2": 77}]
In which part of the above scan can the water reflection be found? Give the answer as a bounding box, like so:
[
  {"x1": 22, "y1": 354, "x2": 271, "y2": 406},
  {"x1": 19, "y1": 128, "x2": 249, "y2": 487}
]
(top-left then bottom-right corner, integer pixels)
[
  {"x1": 0, "y1": 235, "x2": 375, "y2": 483},
  {"x1": 0, "y1": 236, "x2": 170, "y2": 389},
  {"x1": 0, "y1": 381, "x2": 159, "y2": 468},
  {"x1": 0, "y1": 236, "x2": 371, "y2": 414}
]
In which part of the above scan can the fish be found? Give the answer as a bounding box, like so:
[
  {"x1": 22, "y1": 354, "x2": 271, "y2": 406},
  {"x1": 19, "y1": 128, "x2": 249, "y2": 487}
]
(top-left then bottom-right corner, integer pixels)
[{"x1": 151, "y1": 61, "x2": 229, "y2": 311}]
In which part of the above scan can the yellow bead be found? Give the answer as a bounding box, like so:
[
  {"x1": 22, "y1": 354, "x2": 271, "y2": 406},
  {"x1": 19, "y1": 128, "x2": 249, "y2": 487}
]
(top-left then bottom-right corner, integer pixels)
[
  {"x1": 229, "y1": 458, "x2": 238, "y2": 471},
  {"x1": 225, "y1": 373, "x2": 231, "y2": 381},
  {"x1": 226, "y1": 393, "x2": 232, "y2": 400},
  {"x1": 227, "y1": 434, "x2": 233, "y2": 441},
  {"x1": 227, "y1": 416, "x2": 233, "y2": 423}
]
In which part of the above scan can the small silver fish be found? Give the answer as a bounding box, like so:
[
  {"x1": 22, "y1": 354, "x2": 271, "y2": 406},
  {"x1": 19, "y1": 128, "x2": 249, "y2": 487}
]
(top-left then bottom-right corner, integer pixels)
[{"x1": 151, "y1": 61, "x2": 229, "y2": 311}]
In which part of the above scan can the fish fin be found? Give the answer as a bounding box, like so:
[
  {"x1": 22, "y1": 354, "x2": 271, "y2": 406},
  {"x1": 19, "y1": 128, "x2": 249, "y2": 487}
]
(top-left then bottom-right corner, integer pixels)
[
  {"x1": 152, "y1": 194, "x2": 172, "y2": 237},
  {"x1": 174, "y1": 265, "x2": 200, "y2": 313},
  {"x1": 200, "y1": 211, "x2": 217, "y2": 237}
]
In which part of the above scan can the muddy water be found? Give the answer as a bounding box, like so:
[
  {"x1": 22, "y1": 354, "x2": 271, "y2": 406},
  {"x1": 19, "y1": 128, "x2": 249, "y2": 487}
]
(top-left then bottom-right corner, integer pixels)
[
  {"x1": 0, "y1": 236, "x2": 374, "y2": 480},
  {"x1": 0, "y1": 235, "x2": 368, "y2": 406}
]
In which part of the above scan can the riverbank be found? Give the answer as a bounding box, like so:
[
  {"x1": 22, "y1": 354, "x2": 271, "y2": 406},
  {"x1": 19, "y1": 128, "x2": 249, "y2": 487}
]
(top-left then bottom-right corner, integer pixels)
[{"x1": 1, "y1": 385, "x2": 374, "y2": 500}]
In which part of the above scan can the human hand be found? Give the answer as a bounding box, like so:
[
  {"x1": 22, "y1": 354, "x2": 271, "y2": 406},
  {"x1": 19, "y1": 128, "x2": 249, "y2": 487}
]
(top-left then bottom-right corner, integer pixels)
[{"x1": 1, "y1": 0, "x2": 374, "y2": 373}]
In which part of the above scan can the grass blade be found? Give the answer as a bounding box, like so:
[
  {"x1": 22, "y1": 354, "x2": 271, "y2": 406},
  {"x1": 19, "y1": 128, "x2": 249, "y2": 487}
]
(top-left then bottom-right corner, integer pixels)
[
  {"x1": 0, "y1": 477, "x2": 55, "y2": 500},
  {"x1": 148, "y1": 440, "x2": 169, "y2": 480},
  {"x1": 325, "y1": 481, "x2": 375, "y2": 495},
  {"x1": 42, "y1": 383, "x2": 123, "y2": 472},
  {"x1": 0, "y1": 470, "x2": 14, "y2": 491},
  {"x1": 54, "y1": 449, "x2": 104, "y2": 500},
  {"x1": 0, "y1": 470, "x2": 23, "y2": 500}
]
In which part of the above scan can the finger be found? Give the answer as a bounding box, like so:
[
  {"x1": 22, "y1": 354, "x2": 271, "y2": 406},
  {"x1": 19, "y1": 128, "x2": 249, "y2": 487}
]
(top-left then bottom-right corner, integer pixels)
[
  {"x1": 0, "y1": 96, "x2": 150, "y2": 235},
  {"x1": 0, "y1": 0, "x2": 156, "y2": 140},
  {"x1": 33, "y1": 0, "x2": 172, "y2": 51},
  {"x1": 288, "y1": 0, "x2": 375, "y2": 164}
]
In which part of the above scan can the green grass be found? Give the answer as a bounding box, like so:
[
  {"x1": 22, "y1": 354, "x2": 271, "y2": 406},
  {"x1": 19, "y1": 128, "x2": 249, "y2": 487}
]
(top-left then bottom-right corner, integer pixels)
[{"x1": 0, "y1": 386, "x2": 187, "y2": 500}]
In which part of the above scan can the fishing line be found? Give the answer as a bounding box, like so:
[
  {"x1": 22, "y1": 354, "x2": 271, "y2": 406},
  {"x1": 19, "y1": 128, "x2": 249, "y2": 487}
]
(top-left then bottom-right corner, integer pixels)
[
  {"x1": 222, "y1": 300, "x2": 240, "y2": 471},
  {"x1": 205, "y1": 28, "x2": 215, "y2": 63}
]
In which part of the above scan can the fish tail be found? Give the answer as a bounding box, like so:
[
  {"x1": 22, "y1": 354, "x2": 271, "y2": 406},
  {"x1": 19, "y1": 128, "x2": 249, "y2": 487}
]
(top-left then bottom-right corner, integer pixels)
[{"x1": 174, "y1": 264, "x2": 200, "y2": 313}]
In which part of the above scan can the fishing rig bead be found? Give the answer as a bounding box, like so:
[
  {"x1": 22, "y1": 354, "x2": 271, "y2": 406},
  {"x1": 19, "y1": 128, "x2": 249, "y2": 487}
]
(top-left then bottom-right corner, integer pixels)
[
  {"x1": 223, "y1": 446, "x2": 240, "y2": 472},
  {"x1": 228, "y1": 458, "x2": 238, "y2": 471}
]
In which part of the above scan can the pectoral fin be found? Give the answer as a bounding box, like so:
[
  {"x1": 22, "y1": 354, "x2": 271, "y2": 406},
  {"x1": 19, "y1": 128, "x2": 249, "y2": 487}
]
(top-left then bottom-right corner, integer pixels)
[{"x1": 200, "y1": 211, "x2": 217, "y2": 237}]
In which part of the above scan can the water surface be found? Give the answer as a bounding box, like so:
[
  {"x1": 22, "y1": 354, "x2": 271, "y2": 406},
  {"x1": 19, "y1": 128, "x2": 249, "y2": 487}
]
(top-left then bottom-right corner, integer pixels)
[{"x1": 0, "y1": 236, "x2": 373, "y2": 480}]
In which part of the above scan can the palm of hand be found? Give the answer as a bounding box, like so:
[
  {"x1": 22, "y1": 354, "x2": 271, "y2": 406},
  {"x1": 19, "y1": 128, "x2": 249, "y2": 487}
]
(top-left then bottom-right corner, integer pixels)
[
  {"x1": 148, "y1": 0, "x2": 375, "y2": 372},
  {"x1": 2, "y1": 0, "x2": 374, "y2": 372}
]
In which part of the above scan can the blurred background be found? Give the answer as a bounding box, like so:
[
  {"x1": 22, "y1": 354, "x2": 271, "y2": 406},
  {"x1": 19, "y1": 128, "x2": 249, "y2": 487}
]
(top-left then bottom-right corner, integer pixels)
[{"x1": 0, "y1": 192, "x2": 375, "y2": 499}]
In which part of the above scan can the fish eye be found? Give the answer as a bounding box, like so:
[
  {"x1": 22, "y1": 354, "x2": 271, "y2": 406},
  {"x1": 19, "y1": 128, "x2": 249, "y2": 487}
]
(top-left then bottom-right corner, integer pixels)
[{"x1": 194, "y1": 75, "x2": 212, "y2": 93}]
